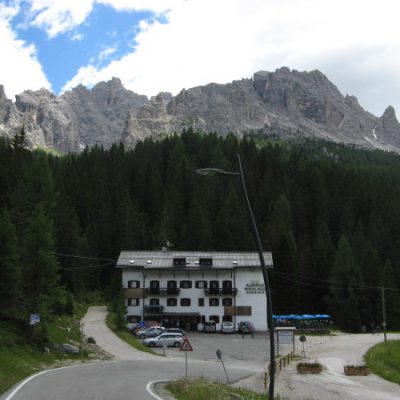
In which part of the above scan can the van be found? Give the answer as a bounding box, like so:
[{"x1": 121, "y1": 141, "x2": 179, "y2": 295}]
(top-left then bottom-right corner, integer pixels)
[
  {"x1": 203, "y1": 321, "x2": 217, "y2": 333},
  {"x1": 237, "y1": 321, "x2": 255, "y2": 335}
]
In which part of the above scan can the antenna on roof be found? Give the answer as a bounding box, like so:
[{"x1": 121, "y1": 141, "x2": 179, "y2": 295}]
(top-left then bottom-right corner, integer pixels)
[{"x1": 162, "y1": 241, "x2": 174, "y2": 252}]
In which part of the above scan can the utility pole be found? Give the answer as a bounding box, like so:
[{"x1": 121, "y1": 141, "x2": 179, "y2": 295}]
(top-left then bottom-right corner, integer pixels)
[{"x1": 381, "y1": 287, "x2": 387, "y2": 342}]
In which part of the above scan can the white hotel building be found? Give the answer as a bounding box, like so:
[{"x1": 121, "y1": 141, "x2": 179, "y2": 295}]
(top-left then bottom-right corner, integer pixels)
[{"x1": 116, "y1": 250, "x2": 273, "y2": 331}]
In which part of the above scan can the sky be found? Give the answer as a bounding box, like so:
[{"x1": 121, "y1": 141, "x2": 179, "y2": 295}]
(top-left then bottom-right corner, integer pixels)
[{"x1": 1, "y1": 0, "x2": 400, "y2": 117}]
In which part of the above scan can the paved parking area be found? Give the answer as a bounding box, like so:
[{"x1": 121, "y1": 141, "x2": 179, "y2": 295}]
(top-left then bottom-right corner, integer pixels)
[{"x1": 146, "y1": 331, "x2": 293, "y2": 371}]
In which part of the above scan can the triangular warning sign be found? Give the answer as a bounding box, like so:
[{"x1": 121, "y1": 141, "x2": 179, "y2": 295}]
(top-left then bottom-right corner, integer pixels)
[{"x1": 179, "y1": 337, "x2": 193, "y2": 351}]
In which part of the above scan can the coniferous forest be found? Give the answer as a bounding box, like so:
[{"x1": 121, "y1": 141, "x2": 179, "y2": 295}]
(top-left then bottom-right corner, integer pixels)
[{"x1": 1, "y1": 129, "x2": 400, "y2": 332}]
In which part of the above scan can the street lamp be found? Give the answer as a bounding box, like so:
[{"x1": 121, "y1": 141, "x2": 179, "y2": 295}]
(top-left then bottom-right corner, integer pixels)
[{"x1": 196, "y1": 153, "x2": 275, "y2": 400}]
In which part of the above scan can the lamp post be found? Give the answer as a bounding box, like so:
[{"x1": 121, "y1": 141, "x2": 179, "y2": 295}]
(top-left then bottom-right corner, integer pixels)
[{"x1": 196, "y1": 153, "x2": 275, "y2": 400}]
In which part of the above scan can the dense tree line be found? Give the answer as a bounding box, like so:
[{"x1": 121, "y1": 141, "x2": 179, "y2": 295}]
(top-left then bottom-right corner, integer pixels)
[{"x1": 1, "y1": 129, "x2": 400, "y2": 332}]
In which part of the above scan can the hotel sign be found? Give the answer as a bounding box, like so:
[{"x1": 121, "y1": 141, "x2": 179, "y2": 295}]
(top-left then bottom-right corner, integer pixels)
[{"x1": 245, "y1": 280, "x2": 265, "y2": 294}]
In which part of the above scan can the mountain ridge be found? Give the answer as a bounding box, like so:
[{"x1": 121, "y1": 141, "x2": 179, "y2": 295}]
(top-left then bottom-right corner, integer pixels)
[{"x1": 1, "y1": 67, "x2": 399, "y2": 153}]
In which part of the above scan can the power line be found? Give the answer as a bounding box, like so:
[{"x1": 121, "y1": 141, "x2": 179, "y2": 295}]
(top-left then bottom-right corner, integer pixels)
[
  {"x1": 272, "y1": 270, "x2": 400, "y2": 293},
  {"x1": 60, "y1": 261, "x2": 115, "y2": 271},
  {"x1": 54, "y1": 252, "x2": 116, "y2": 262}
]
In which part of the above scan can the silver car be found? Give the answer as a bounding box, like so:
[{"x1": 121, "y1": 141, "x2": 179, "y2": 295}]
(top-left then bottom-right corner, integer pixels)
[
  {"x1": 136, "y1": 326, "x2": 165, "y2": 339},
  {"x1": 143, "y1": 332, "x2": 184, "y2": 347},
  {"x1": 221, "y1": 321, "x2": 235, "y2": 333}
]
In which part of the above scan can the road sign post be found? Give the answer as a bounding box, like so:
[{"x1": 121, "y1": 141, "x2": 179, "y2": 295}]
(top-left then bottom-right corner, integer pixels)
[{"x1": 179, "y1": 338, "x2": 193, "y2": 377}]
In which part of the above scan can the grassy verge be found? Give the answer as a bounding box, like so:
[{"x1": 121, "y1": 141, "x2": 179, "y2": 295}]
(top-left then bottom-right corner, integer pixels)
[
  {"x1": 0, "y1": 307, "x2": 88, "y2": 395},
  {"x1": 166, "y1": 377, "x2": 273, "y2": 400},
  {"x1": 105, "y1": 311, "x2": 156, "y2": 355},
  {"x1": 364, "y1": 339, "x2": 400, "y2": 384}
]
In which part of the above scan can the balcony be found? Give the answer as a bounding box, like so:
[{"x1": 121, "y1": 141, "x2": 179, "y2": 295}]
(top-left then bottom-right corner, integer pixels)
[
  {"x1": 124, "y1": 288, "x2": 144, "y2": 298},
  {"x1": 204, "y1": 288, "x2": 238, "y2": 296}
]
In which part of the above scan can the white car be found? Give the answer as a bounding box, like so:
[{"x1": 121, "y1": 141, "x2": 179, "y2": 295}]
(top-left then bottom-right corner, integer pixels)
[
  {"x1": 221, "y1": 321, "x2": 235, "y2": 333},
  {"x1": 143, "y1": 332, "x2": 184, "y2": 347}
]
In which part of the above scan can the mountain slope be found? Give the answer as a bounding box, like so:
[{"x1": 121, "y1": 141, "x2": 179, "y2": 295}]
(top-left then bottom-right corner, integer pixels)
[{"x1": 1, "y1": 67, "x2": 399, "y2": 153}]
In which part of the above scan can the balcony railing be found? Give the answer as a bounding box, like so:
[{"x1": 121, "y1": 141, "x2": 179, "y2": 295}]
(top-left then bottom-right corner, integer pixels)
[{"x1": 204, "y1": 288, "x2": 238, "y2": 296}]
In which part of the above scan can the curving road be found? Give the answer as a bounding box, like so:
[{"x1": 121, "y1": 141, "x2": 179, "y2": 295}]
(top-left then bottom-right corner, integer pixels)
[
  {"x1": 1, "y1": 307, "x2": 254, "y2": 400},
  {"x1": 4, "y1": 307, "x2": 399, "y2": 400}
]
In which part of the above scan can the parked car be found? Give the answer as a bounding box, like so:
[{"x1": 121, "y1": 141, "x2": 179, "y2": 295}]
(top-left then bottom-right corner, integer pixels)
[
  {"x1": 221, "y1": 321, "x2": 235, "y2": 333},
  {"x1": 203, "y1": 321, "x2": 217, "y2": 333},
  {"x1": 143, "y1": 332, "x2": 184, "y2": 347},
  {"x1": 129, "y1": 320, "x2": 159, "y2": 334},
  {"x1": 136, "y1": 326, "x2": 165, "y2": 339},
  {"x1": 165, "y1": 327, "x2": 186, "y2": 336},
  {"x1": 237, "y1": 321, "x2": 255, "y2": 335}
]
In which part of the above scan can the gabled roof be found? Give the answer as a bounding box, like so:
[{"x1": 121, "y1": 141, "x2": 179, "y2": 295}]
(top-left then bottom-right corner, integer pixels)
[{"x1": 116, "y1": 250, "x2": 273, "y2": 269}]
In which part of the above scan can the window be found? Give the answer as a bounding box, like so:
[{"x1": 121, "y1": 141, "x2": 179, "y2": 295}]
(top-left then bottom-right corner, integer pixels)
[
  {"x1": 222, "y1": 298, "x2": 233, "y2": 307},
  {"x1": 223, "y1": 280, "x2": 232, "y2": 289},
  {"x1": 128, "y1": 280, "x2": 140, "y2": 288},
  {"x1": 180, "y1": 298, "x2": 191, "y2": 307},
  {"x1": 167, "y1": 298, "x2": 177, "y2": 307},
  {"x1": 167, "y1": 280, "x2": 178, "y2": 294},
  {"x1": 210, "y1": 280, "x2": 219, "y2": 289},
  {"x1": 195, "y1": 280, "x2": 207, "y2": 289},
  {"x1": 127, "y1": 315, "x2": 141, "y2": 323},
  {"x1": 222, "y1": 315, "x2": 233, "y2": 322},
  {"x1": 209, "y1": 315, "x2": 220, "y2": 323},
  {"x1": 150, "y1": 280, "x2": 159, "y2": 289},
  {"x1": 209, "y1": 298, "x2": 219, "y2": 307},
  {"x1": 180, "y1": 280, "x2": 192, "y2": 289},
  {"x1": 198, "y1": 298, "x2": 204, "y2": 307},
  {"x1": 209, "y1": 280, "x2": 219, "y2": 294},
  {"x1": 173, "y1": 257, "x2": 186, "y2": 266},
  {"x1": 199, "y1": 258, "x2": 212, "y2": 266},
  {"x1": 167, "y1": 280, "x2": 177, "y2": 289},
  {"x1": 127, "y1": 298, "x2": 139, "y2": 306},
  {"x1": 149, "y1": 298, "x2": 159, "y2": 306},
  {"x1": 222, "y1": 280, "x2": 233, "y2": 294}
]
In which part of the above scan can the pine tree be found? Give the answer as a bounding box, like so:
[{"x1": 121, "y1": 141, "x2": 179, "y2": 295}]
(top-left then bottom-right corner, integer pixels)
[
  {"x1": 0, "y1": 209, "x2": 21, "y2": 319},
  {"x1": 327, "y1": 235, "x2": 364, "y2": 332},
  {"x1": 22, "y1": 205, "x2": 62, "y2": 319}
]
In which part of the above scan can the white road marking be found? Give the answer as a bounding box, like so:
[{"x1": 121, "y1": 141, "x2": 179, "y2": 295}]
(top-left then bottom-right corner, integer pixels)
[
  {"x1": 146, "y1": 380, "x2": 171, "y2": 400},
  {"x1": 4, "y1": 366, "x2": 71, "y2": 400}
]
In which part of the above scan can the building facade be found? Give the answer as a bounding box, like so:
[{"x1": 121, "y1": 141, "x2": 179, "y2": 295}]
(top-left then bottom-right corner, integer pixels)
[{"x1": 116, "y1": 250, "x2": 273, "y2": 332}]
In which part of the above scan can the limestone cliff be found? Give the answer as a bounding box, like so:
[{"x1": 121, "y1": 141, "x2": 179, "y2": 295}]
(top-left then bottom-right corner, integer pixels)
[{"x1": 0, "y1": 68, "x2": 399, "y2": 153}]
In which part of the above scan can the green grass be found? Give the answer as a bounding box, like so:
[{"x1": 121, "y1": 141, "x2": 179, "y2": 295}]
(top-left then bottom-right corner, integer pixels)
[
  {"x1": 0, "y1": 306, "x2": 89, "y2": 396},
  {"x1": 166, "y1": 377, "x2": 274, "y2": 400},
  {"x1": 105, "y1": 311, "x2": 156, "y2": 355},
  {"x1": 364, "y1": 340, "x2": 400, "y2": 384}
]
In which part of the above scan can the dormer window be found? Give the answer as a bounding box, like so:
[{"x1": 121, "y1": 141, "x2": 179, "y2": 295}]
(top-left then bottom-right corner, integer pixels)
[
  {"x1": 173, "y1": 257, "x2": 186, "y2": 266},
  {"x1": 199, "y1": 258, "x2": 212, "y2": 266}
]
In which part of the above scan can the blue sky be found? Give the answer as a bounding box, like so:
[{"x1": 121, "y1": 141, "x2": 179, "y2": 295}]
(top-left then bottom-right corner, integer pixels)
[
  {"x1": 12, "y1": 3, "x2": 156, "y2": 93},
  {"x1": 1, "y1": 0, "x2": 400, "y2": 117}
]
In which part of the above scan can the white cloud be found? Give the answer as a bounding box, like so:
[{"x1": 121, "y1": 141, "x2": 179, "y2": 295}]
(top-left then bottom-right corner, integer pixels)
[
  {"x1": 5, "y1": 0, "x2": 400, "y2": 116},
  {"x1": 26, "y1": 0, "x2": 94, "y2": 37},
  {"x1": 60, "y1": 0, "x2": 400, "y2": 115},
  {"x1": 97, "y1": 0, "x2": 182, "y2": 13},
  {"x1": 98, "y1": 46, "x2": 117, "y2": 62},
  {"x1": 24, "y1": 0, "x2": 181, "y2": 37},
  {"x1": 0, "y1": 2, "x2": 51, "y2": 99},
  {"x1": 71, "y1": 32, "x2": 84, "y2": 41}
]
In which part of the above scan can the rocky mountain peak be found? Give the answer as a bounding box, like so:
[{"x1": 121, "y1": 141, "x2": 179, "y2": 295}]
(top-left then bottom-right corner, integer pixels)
[
  {"x1": 0, "y1": 85, "x2": 7, "y2": 102},
  {"x1": 382, "y1": 105, "x2": 397, "y2": 120},
  {"x1": 1, "y1": 68, "x2": 400, "y2": 154}
]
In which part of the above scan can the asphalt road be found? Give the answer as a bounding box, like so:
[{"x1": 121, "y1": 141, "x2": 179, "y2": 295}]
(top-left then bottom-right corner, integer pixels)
[
  {"x1": 2, "y1": 358, "x2": 254, "y2": 400},
  {"x1": 5, "y1": 307, "x2": 399, "y2": 400},
  {"x1": 2, "y1": 307, "x2": 259, "y2": 400}
]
